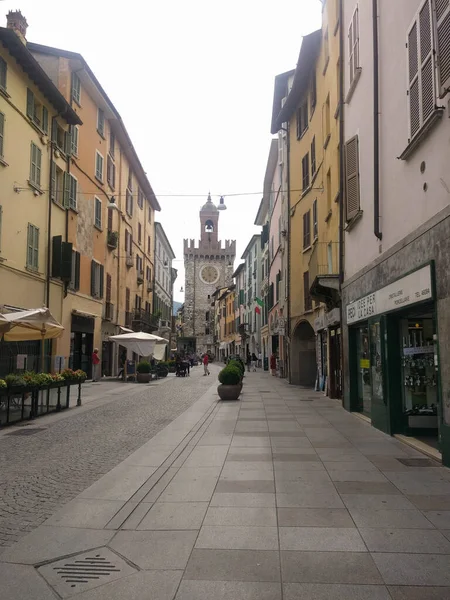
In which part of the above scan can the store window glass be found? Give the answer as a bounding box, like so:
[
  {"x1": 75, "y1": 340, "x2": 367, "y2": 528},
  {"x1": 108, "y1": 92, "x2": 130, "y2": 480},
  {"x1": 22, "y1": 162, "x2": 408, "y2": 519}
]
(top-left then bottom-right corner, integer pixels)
[
  {"x1": 357, "y1": 326, "x2": 371, "y2": 416},
  {"x1": 370, "y1": 321, "x2": 384, "y2": 404}
]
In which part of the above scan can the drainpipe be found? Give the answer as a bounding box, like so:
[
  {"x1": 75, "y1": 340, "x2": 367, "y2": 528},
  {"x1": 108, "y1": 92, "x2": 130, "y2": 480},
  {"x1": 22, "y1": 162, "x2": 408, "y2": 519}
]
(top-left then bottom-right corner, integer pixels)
[
  {"x1": 373, "y1": 0, "x2": 382, "y2": 240},
  {"x1": 46, "y1": 118, "x2": 56, "y2": 308},
  {"x1": 338, "y1": 0, "x2": 345, "y2": 286},
  {"x1": 284, "y1": 122, "x2": 291, "y2": 383}
]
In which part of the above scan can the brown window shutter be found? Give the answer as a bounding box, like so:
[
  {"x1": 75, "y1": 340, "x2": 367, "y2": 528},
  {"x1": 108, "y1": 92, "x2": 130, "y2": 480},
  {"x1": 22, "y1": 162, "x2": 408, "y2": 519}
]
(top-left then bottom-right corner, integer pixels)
[
  {"x1": 345, "y1": 135, "x2": 360, "y2": 221},
  {"x1": 106, "y1": 273, "x2": 112, "y2": 303},
  {"x1": 436, "y1": 0, "x2": 450, "y2": 97},
  {"x1": 107, "y1": 207, "x2": 113, "y2": 232}
]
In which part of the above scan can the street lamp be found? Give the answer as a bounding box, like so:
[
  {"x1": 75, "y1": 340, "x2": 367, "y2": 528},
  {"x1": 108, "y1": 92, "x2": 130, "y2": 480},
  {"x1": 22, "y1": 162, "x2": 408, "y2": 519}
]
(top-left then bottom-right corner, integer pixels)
[
  {"x1": 217, "y1": 196, "x2": 227, "y2": 211},
  {"x1": 107, "y1": 196, "x2": 118, "y2": 210}
]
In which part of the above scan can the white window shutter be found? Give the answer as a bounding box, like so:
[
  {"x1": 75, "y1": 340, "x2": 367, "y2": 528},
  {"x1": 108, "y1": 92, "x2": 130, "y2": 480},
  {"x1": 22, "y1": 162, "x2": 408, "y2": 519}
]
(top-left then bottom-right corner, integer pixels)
[
  {"x1": 419, "y1": 1, "x2": 435, "y2": 123},
  {"x1": 345, "y1": 136, "x2": 360, "y2": 221},
  {"x1": 435, "y1": 0, "x2": 450, "y2": 97}
]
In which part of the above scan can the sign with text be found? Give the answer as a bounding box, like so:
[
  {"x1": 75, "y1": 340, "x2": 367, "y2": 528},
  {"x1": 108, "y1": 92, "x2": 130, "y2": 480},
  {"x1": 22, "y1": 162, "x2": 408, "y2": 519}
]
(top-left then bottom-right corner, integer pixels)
[{"x1": 346, "y1": 265, "x2": 432, "y2": 325}]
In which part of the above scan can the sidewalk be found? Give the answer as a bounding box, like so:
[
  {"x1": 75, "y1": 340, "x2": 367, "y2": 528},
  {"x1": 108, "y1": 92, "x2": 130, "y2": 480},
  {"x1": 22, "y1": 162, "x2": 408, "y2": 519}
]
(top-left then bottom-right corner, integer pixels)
[{"x1": 1, "y1": 372, "x2": 450, "y2": 599}]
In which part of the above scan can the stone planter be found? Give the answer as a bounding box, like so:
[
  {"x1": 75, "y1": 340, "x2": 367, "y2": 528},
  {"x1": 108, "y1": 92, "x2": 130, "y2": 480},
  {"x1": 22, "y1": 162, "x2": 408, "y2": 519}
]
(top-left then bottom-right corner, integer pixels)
[
  {"x1": 217, "y1": 384, "x2": 241, "y2": 401},
  {"x1": 137, "y1": 372, "x2": 151, "y2": 383}
]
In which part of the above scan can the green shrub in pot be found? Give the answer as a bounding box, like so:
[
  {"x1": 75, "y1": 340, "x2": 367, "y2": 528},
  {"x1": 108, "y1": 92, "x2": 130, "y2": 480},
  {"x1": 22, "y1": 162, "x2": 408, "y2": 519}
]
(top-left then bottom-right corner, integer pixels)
[
  {"x1": 218, "y1": 365, "x2": 241, "y2": 385},
  {"x1": 136, "y1": 361, "x2": 151, "y2": 373}
]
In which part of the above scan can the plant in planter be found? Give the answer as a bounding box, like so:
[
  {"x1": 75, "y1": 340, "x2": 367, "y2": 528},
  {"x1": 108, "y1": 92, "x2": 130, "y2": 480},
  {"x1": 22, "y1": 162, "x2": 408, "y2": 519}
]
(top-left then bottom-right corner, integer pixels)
[
  {"x1": 217, "y1": 365, "x2": 242, "y2": 401},
  {"x1": 4, "y1": 374, "x2": 27, "y2": 393},
  {"x1": 73, "y1": 369, "x2": 87, "y2": 382},
  {"x1": 136, "y1": 361, "x2": 151, "y2": 383},
  {"x1": 61, "y1": 368, "x2": 77, "y2": 381},
  {"x1": 0, "y1": 379, "x2": 7, "y2": 391}
]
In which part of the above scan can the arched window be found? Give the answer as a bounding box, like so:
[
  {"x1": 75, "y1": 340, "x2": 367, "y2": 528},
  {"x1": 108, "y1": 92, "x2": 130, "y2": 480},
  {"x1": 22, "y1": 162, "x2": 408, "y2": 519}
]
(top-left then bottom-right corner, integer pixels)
[{"x1": 204, "y1": 219, "x2": 214, "y2": 233}]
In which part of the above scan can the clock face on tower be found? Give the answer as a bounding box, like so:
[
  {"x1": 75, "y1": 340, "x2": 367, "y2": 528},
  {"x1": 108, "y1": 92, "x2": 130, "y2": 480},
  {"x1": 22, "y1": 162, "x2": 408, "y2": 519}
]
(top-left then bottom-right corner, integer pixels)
[{"x1": 200, "y1": 265, "x2": 219, "y2": 284}]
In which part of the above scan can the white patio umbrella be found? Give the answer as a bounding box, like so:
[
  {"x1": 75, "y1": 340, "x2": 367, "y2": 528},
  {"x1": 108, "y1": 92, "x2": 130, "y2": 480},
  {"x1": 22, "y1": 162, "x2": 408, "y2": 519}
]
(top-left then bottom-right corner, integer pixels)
[
  {"x1": 109, "y1": 331, "x2": 157, "y2": 356},
  {"x1": 0, "y1": 308, "x2": 64, "y2": 341}
]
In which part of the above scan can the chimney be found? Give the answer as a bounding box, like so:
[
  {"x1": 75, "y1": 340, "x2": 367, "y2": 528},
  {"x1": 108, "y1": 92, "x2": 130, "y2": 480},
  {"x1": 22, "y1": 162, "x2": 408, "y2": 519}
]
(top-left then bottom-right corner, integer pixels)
[{"x1": 6, "y1": 10, "x2": 28, "y2": 44}]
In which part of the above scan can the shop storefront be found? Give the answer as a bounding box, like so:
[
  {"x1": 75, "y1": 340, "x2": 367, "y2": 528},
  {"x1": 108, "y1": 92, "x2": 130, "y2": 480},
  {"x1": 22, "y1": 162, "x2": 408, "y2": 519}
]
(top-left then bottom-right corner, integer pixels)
[
  {"x1": 314, "y1": 308, "x2": 341, "y2": 398},
  {"x1": 345, "y1": 263, "x2": 440, "y2": 452},
  {"x1": 70, "y1": 313, "x2": 95, "y2": 379}
]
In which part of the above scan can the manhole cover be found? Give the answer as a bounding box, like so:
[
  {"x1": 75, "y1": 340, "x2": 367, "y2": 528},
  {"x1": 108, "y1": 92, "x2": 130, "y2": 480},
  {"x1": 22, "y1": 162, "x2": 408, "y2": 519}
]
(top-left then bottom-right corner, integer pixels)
[
  {"x1": 397, "y1": 458, "x2": 438, "y2": 467},
  {"x1": 7, "y1": 428, "x2": 46, "y2": 436},
  {"x1": 38, "y1": 547, "x2": 136, "y2": 597}
]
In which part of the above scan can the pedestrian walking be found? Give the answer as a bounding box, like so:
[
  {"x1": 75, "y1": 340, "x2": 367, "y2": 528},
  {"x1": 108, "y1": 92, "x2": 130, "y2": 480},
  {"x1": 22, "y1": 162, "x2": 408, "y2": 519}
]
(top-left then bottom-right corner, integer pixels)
[
  {"x1": 251, "y1": 352, "x2": 258, "y2": 372},
  {"x1": 117, "y1": 349, "x2": 127, "y2": 380},
  {"x1": 270, "y1": 353, "x2": 277, "y2": 376},
  {"x1": 92, "y1": 348, "x2": 100, "y2": 382},
  {"x1": 246, "y1": 352, "x2": 251, "y2": 372},
  {"x1": 203, "y1": 353, "x2": 210, "y2": 376},
  {"x1": 258, "y1": 351, "x2": 262, "y2": 369}
]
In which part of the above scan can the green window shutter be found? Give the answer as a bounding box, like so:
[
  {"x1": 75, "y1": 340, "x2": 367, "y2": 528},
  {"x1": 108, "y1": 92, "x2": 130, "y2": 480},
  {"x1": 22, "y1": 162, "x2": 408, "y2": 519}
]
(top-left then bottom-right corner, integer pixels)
[
  {"x1": 26, "y1": 89, "x2": 34, "y2": 119},
  {"x1": 61, "y1": 242, "x2": 73, "y2": 281},
  {"x1": 99, "y1": 265, "x2": 104, "y2": 299},
  {"x1": 75, "y1": 251, "x2": 80, "y2": 290},
  {"x1": 36, "y1": 146, "x2": 41, "y2": 186},
  {"x1": 33, "y1": 226, "x2": 39, "y2": 270},
  {"x1": 64, "y1": 129, "x2": 72, "y2": 155},
  {"x1": 27, "y1": 224, "x2": 33, "y2": 268},
  {"x1": 51, "y1": 161, "x2": 56, "y2": 200},
  {"x1": 63, "y1": 172, "x2": 70, "y2": 208},
  {"x1": 0, "y1": 205, "x2": 2, "y2": 253},
  {"x1": 52, "y1": 235, "x2": 62, "y2": 278},
  {"x1": 30, "y1": 143, "x2": 35, "y2": 183},
  {"x1": 51, "y1": 119, "x2": 57, "y2": 142},
  {"x1": 91, "y1": 260, "x2": 96, "y2": 297},
  {"x1": 42, "y1": 106, "x2": 48, "y2": 134},
  {"x1": 0, "y1": 112, "x2": 4, "y2": 158}
]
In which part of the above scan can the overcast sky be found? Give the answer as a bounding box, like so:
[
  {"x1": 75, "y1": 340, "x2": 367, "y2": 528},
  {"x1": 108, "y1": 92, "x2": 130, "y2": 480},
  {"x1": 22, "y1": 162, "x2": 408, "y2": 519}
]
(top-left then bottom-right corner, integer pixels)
[{"x1": 3, "y1": 0, "x2": 321, "y2": 302}]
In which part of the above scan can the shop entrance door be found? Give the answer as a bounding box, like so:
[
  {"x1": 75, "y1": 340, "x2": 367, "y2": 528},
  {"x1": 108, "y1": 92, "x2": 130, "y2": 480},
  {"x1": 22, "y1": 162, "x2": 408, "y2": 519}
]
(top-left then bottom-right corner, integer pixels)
[
  {"x1": 329, "y1": 327, "x2": 342, "y2": 399},
  {"x1": 370, "y1": 318, "x2": 390, "y2": 434},
  {"x1": 356, "y1": 326, "x2": 371, "y2": 417}
]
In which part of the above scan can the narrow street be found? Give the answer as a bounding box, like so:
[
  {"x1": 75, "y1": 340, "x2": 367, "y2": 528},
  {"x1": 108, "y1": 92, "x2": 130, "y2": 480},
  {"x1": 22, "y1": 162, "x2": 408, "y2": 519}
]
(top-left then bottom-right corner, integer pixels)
[
  {"x1": 1, "y1": 372, "x2": 450, "y2": 599},
  {"x1": 0, "y1": 365, "x2": 220, "y2": 548}
]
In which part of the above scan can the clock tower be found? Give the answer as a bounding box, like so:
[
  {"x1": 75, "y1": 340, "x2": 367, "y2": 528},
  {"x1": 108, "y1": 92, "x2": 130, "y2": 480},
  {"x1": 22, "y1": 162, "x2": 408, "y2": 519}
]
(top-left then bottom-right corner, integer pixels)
[{"x1": 182, "y1": 194, "x2": 236, "y2": 355}]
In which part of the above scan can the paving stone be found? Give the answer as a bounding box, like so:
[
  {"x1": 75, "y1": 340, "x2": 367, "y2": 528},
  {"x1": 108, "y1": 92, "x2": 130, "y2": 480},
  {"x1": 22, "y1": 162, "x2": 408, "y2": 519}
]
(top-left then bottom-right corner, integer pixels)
[
  {"x1": 279, "y1": 527, "x2": 366, "y2": 551},
  {"x1": 196, "y1": 525, "x2": 279, "y2": 550},
  {"x1": 277, "y1": 508, "x2": 354, "y2": 527},
  {"x1": 359, "y1": 528, "x2": 450, "y2": 553},
  {"x1": 273, "y1": 461, "x2": 326, "y2": 471},
  {"x1": 75, "y1": 570, "x2": 183, "y2": 600},
  {"x1": 322, "y1": 461, "x2": 379, "y2": 471},
  {"x1": 372, "y1": 553, "x2": 450, "y2": 586},
  {"x1": 175, "y1": 580, "x2": 282, "y2": 600},
  {"x1": 284, "y1": 583, "x2": 391, "y2": 600},
  {"x1": 348, "y1": 508, "x2": 435, "y2": 529},
  {"x1": 79, "y1": 465, "x2": 157, "y2": 501},
  {"x1": 327, "y1": 471, "x2": 388, "y2": 482},
  {"x1": 334, "y1": 481, "x2": 401, "y2": 495},
  {"x1": 184, "y1": 548, "x2": 280, "y2": 582},
  {"x1": 388, "y1": 586, "x2": 450, "y2": 599},
  {"x1": 138, "y1": 502, "x2": 208, "y2": 530},
  {"x1": 158, "y1": 477, "x2": 218, "y2": 502},
  {"x1": 272, "y1": 453, "x2": 320, "y2": 462},
  {"x1": 276, "y1": 491, "x2": 345, "y2": 509},
  {"x1": 0, "y1": 525, "x2": 114, "y2": 565},
  {"x1": 281, "y1": 551, "x2": 383, "y2": 584},
  {"x1": 44, "y1": 498, "x2": 125, "y2": 529},
  {"x1": 341, "y1": 494, "x2": 416, "y2": 510},
  {"x1": 121, "y1": 502, "x2": 153, "y2": 530},
  {"x1": 204, "y1": 506, "x2": 277, "y2": 527},
  {"x1": 226, "y1": 453, "x2": 272, "y2": 462},
  {"x1": 423, "y1": 511, "x2": 450, "y2": 529},
  {"x1": 0, "y1": 562, "x2": 57, "y2": 600},
  {"x1": 216, "y1": 480, "x2": 275, "y2": 494},
  {"x1": 183, "y1": 446, "x2": 229, "y2": 467},
  {"x1": 110, "y1": 530, "x2": 197, "y2": 569},
  {"x1": 406, "y1": 495, "x2": 450, "y2": 510},
  {"x1": 210, "y1": 493, "x2": 276, "y2": 507},
  {"x1": 222, "y1": 461, "x2": 274, "y2": 472},
  {"x1": 274, "y1": 470, "x2": 331, "y2": 483}
]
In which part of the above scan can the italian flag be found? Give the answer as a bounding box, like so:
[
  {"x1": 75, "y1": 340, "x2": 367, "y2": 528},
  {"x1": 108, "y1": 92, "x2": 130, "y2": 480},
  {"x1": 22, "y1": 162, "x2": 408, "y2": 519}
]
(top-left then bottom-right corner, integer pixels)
[{"x1": 255, "y1": 297, "x2": 264, "y2": 315}]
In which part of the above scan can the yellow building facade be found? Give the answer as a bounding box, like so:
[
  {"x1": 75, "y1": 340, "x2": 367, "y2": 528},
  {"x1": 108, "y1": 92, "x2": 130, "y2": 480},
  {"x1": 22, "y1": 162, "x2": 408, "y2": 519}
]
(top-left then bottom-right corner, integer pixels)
[
  {"x1": 0, "y1": 14, "x2": 81, "y2": 373},
  {"x1": 272, "y1": 0, "x2": 341, "y2": 393}
]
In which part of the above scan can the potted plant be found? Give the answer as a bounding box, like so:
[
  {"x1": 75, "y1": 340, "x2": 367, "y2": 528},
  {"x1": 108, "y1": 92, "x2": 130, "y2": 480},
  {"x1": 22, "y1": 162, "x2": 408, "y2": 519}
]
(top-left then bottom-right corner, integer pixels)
[
  {"x1": 156, "y1": 362, "x2": 169, "y2": 378},
  {"x1": 4, "y1": 374, "x2": 28, "y2": 395},
  {"x1": 136, "y1": 361, "x2": 151, "y2": 383},
  {"x1": 228, "y1": 360, "x2": 244, "y2": 389},
  {"x1": 217, "y1": 365, "x2": 242, "y2": 401}
]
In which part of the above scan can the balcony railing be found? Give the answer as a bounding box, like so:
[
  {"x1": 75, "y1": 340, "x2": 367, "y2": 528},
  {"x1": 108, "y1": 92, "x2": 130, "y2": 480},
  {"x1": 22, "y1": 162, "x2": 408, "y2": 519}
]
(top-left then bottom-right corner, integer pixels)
[
  {"x1": 126, "y1": 253, "x2": 133, "y2": 267},
  {"x1": 132, "y1": 309, "x2": 159, "y2": 331},
  {"x1": 107, "y1": 230, "x2": 118, "y2": 249},
  {"x1": 308, "y1": 241, "x2": 339, "y2": 284},
  {"x1": 125, "y1": 311, "x2": 133, "y2": 328},
  {"x1": 137, "y1": 270, "x2": 144, "y2": 284},
  {"x1": 104, "y1": 301, "x2": 114, "y2": 321}
]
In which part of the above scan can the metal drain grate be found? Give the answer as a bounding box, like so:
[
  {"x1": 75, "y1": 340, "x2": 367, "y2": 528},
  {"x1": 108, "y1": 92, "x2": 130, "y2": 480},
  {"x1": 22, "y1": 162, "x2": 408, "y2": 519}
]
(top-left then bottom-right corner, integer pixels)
[
  {"x1": 38, "y1": 547, "x2": 136, "y2": 597},
  {"x1": 7, "y1": 428, "x2": 46, "y2": 436},
  {"x1": 397, "y1": 457, "x2": 439, "y2": 467}
]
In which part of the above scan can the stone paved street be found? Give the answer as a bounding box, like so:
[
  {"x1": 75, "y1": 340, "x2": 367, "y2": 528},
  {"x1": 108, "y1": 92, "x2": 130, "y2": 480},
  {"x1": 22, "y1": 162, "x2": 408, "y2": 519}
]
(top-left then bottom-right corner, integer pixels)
[
  {"x1": 2, "y1": 371, "x2": 450, "y2": 599},
  {"x1": 0, "y1": 364, "x2": 219, "y2": 548}
]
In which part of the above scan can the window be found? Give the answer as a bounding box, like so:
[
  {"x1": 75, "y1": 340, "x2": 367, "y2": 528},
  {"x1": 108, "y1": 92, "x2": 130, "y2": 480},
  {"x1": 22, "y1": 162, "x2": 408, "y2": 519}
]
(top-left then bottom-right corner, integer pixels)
[
  {"x1": 349, "y1": 6, "x2": 360, "y2": 85},
  {"x1": 324, "y1": 28, "x2": 330, "y2": 72},
  {"x1": 107, "y1": 206, "x2": 113, "y2": 231},
  {"x1": 436, "y1": 0, "x2": 450, "y2": 97},
  {"x1": 70, "y1": 125, "x2": 79, "y2": 155},
  {"x1": 407, "y1": 0, "x2": 437, "y2": 140},
  {"x1": 90, "y1": 260, "x2": 104, "y2": 298},
  {"x1": 0, "y1": 57, "x2": 7, "y2": 92},
  {"x1": 26, "y1": 89, "x2": 48, "y2": 132},
  {"x1": 71, "y1": 72, "x2": 81, "y2": 104},
  {"x1": 303, "y1": 210, "x2": 311, "y2": 249},
  {"x1": 146, "y1": 266, "x2": 151, "y2": 281},
  {"x1": 302, "y1": 152, "x2": 310, "y2": 190},
  {"x1": 69, "y1": 250, "x2": 80, "y2": 291},
  {"x1": 147, "y1": 235, "x2": 151, "y2": 253},
  {"x1": 29, "y1": 142, "x2": 42, "y2": 188},
  {"x1": 278, "y1": 130, "x2": 284, "y2": 165},
  {"x1": 327, "y1": 169, "x2": 332, "y2": 213},
  {"x1": 52, "y1": 122, "x2": 69, "y2": 153},
  {"x1": 296, "y1": 99, "x2": 308, "y2": 139},
  {"x1": 64, "y1": 173, "x2": 78, "y2": 210},
  {"x1": 26, "y1": 223, "x2": 39, "y2": 270},
  {"x1": 148, "y1": 206, "x2": 152, "y2": 223},
  {"x1": 126, "y1": 287, "x2": 130, "y2": 312},
  {"x1": 138, "y1": 223, "x2": 142, "y2": 244},
  {"x1": 95, "y1": 151, "x2": 104, "y2": 182},
  {"x1": 311, "y1": 136, "x2": 316, "y2": 175},
  {"x1": 97, "y1": 108, "x2": 105, "y2": 137},
  {"x1": 0, "y1": 205, "x2": 2, "y2": 254},
  {"x1": 345, "y1": 135, "x2": 360, "y2": 220},
  {"x1": 105, "y1": 273, "x2": 112, "y2": 304},
  {"x1": 127, "y1": 170, "x2": 133, "y2": 191},
  {"x1": 138, "y1": 188, "x2": 144, "y2": 209},
  {"x1": 205, "y1": 311, "x2": 210, "y2": 321},
  {"x1": 136, "y1": 254, "x2": 143, "y2": 273},
  {"x1": 125, "y1": 229, "x2": 133, "y2": 255},
  {"x1": 94, "y1": 197, "x2": 102, "y2": 229},
  {"x1": 304, "y1": 271, "x2": 312, "y2": 311},
  {"x1": 0, "y1": 112, "x2": 4, "y2": 158},
  {"x1": 126, "y1": 175, "x2": 133, "y2": 216},
  {"x1": 107, "y1": 155, "x2": 115, "y2": 188},
  {"x1": 309, "y1": 73, "x2": 317, "y2": 116},
  {"x1": 109, "y1": 131, "x2": 115, "y2": 158},
  {"x1": 324, "y1": 95, "x2": 331, "y2": 146},
  {"x1": 313, "y1": 199, "x2": 318, "y2": 239},
  {"x1": 51, "y1": 163, "x2": 64, "y2": 206}
]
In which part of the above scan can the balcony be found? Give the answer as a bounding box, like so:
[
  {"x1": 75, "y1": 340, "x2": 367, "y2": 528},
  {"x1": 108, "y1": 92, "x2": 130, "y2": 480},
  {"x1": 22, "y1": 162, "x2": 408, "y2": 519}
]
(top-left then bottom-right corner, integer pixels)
[
  {"x1": 137, "y1": 270, "x2": 144, "y2": 284},
  {"x1": 104, "y1": 301, "x2": 114, "y2": 321},
  {"x1": 147, "y1": 282, "x2": 153, "y2": 292},
  {"x1": 132, "y1": 309, "x2": 159, "y2": 332},
  {"x1": 126, "y1": 253, "x2": 133, "y2": 267},
  {"x1": 107, "y1": 230, "x2": 118, "y2": 250},
  {"x1": 308, "y1": 241, "x2": 340, "y2": 308},
  {"x1": 125, "y1": 311, "x2": 133, "y2": 328}
]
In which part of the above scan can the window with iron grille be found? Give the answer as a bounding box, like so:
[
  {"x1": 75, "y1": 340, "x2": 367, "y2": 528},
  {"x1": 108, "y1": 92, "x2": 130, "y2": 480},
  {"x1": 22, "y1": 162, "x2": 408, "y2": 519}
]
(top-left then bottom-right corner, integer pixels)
[
  {"x1": 106, "y1": 273, "x2": 112, "y2": 303},
  {"x1": 107, "y1": 155, "x2": 115, "y2": 188},
  {"x1": 69, "y1": 250, "x2": 80, "y2": 291},
  {"x1": 126, "y1": 189, "x2": 133, "y2": 216},
  {"x1": 90, "y1": 260, "x2": 104, "y2": 298},
  {"x1": 64, "y1": 173, "x2": 78, "y2": 210},
  {"x1": 303, "y1": 210, "x2": 311, "y2": 249},
  {"x1": 302, "y1": 153, "x2": 310, "y2": 190}
]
